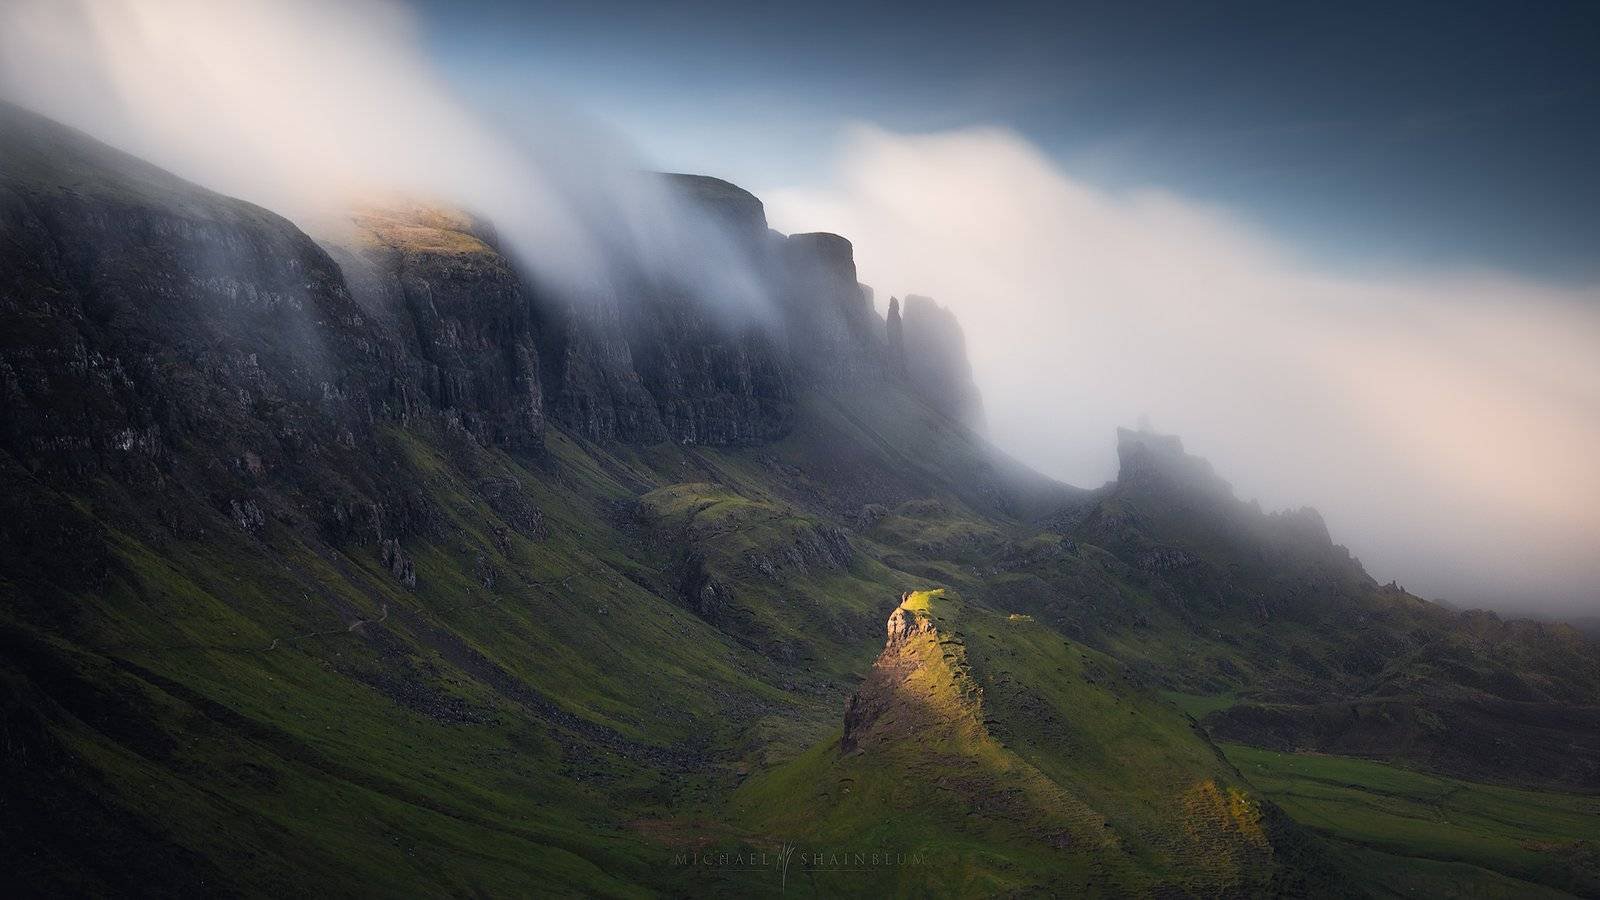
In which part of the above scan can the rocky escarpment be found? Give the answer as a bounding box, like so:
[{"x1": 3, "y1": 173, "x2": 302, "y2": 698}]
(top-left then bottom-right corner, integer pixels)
[
  {"x1": 319, "y1": 203, "x2": 544, "y2": 451},
  {"x1": 321, "y1": 199, "x2": 668, "y2": 447},
  {"x1": 621, "y1": 175, "x2": 795, "y2": 445},
  {"x1": 0, "y1": 103, "x2": 437, "y2": 581},
  {"x1": 779, "y1": 232, "x2": 887, "y2": 385},
  {"x1": 0, "y1": 100, "x2": 989, "y2": 599},
  {"x1": 0, "y1": 105, "x2": 385, "y2": 487},
  {"x1": 387, "y1": 172, "x2": 927, "y2": 449},
  {"x1": 518, "y1": 173, "x2": 975, "y2": 447},
  {"x1": 900, "y1": 294, "x2": 984, "y2": 431},
  {"x1": 1074, "y1": 426, "x2": 1372, "y2": 620},
  {"x1": 0, "y1": 101, "x2": 983, "y2": 492},
  {"x1": 1112, "y1": 427, "x2": 1232, "y2": 500}
]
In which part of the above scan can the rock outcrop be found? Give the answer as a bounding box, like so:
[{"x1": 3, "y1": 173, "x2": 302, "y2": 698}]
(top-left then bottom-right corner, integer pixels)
[
  {"x1": 901, "y1": 294, "x2": 984, "y2": 431},
  {"x1": 885, "y1": 296, "x2": 907, "y2": 375},
  {"x1": 841, "y1": 590, "x2": 983, "y2": 754},
  {"x1": 1114, "y1": 427, "x2": 1233, "y2": 500}
]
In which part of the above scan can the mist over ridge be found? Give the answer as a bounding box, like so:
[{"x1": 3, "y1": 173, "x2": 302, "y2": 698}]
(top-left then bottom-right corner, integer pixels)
[
  {"x1": 0, "y1": 0, "x2": 778, "y2": 324},
  {"x1": 3, "y1": 0, "x2": 1595, "y2": 619},
  {"x1": 6, "y1": 4, "x2": 1600, "y2": 896},
  {"x1": 767, "y1": 126, "x2": 1600, "y2": 617}
]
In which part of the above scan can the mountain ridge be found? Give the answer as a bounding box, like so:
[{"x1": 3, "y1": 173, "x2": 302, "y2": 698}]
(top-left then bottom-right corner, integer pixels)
[{"x1": 2, "y1": 101, "x2": 1597, "y2": 896}]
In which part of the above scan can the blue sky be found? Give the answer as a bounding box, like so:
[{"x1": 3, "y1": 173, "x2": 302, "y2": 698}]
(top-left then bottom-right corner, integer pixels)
[{"x1": 416, "y1": 0, "x2": 1600, "y2": 282}]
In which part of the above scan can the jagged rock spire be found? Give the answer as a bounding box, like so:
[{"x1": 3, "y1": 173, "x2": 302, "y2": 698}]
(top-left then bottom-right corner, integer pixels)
[{"x1": 886, "y1": 296, "x2": 907, "y2": 376}]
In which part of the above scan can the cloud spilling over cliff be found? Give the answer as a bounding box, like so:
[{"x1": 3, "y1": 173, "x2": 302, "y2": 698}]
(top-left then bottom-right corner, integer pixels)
[
  {"x1": 0, "y1": 0, "x2": 770, "y2": 319},
  {"x1": 768, "y1": 126, "x2": 1600, "y2": 616}
]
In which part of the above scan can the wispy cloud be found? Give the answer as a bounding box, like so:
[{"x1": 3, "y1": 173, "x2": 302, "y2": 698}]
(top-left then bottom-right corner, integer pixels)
[
  {"x1": 0, "y1": 0, "x2": 776, "y2": 318},
  {"x1": 769, "y1": 126, "x2": 1600, "y2": 615}
]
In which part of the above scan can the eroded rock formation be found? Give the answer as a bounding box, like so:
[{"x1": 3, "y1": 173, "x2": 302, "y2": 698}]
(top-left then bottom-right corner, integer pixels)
[{"x1": 901, "y1": 294, "x2": 985, "y2": 431}]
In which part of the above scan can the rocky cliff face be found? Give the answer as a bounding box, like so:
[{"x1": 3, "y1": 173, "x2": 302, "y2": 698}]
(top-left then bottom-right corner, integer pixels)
[
  {"x1": 0, "y1": 104, "x2": 384, "y2": 492},
  {"x1": 621, "y1": 175, "x2": 795, "y2": 444},
  {"x1": 901, "y1": 294, "x2": 984, "y2": 431},
  {"x1": 0, "y1": 98, "x2": 992, "y2": 612},
  {"x1": 779, "y1": 232, "x2": 888, "y2": 383},
  {"x1": 0, "y1": 101, "x2": 988, "y2": 560},
  {"x1": 0, "y1": 108, "x2": 523, "y2": 607},
  {"x1": 319, "y1": 204, "x2": 544, "y2": 451}
]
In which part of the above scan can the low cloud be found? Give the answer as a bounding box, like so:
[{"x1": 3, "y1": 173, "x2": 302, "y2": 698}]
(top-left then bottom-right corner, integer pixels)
[
  {"x1": 768, "y1": 126, "x2": 1600, "y2": 616},
  {"x1": 4, "y1": 4, "x2": 1595, "y2": 616},
  {"x1": 0, "y1": 0, "x2": 772, "y2": 317}
]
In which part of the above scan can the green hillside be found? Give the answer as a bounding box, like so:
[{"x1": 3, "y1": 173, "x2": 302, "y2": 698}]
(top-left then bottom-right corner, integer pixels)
[{"x1": 3, "y1": 101, "x2": 1598, "y2": 897}]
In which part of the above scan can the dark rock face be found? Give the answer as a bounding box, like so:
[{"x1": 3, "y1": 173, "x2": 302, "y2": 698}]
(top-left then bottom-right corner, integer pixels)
[
  {"x1": 0, "y1": 104, "x2": 384, "y2": 497},
  {"x1": 319, "y1": 204, "x2": 544, "y2": 451},
  {"x1": 316, "y1": 175, "x2": 800, "y2": 451},
  {"x1": 0, "y1": 106, "x2": 495, "y2": 593},
  {"x1": 674, "y1": 552, "x2": 730, "y2": 620},
  {"x1": 0, "y1": 102, "x2": 983, "y2": 478},
  {"x1": 780, "y1": 232, "x2": 886, "y2": 383},
  {"x1": 624, "y1": 286, "x2": 794, "y2": 445},
  {"x1": 544, "y1": 174, "x2": 798, "y2": 446},
  {"x1": 540, "y1": 292, "x2": 669, "y2": 443},
  {"x1": 901, "y1": 294, "x2": 984, "y2": 431}
]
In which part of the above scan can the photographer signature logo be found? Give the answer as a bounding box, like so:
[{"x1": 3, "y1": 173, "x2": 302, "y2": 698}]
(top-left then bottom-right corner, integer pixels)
[
  {"x1": 777, "y1": 842, "x2": 795, "y2": 892},
  {"x1": 673, "y1": 841, "x2": 925, "y2": 893}
]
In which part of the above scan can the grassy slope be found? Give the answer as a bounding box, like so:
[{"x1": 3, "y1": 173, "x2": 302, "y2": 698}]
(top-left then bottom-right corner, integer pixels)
[
  {"x1": 6, "y1": 100, "x2": 1597, "y2": 896},
  {"x1": 0, "y1": 381, "x2": 1037, "y2": 896},
  {"x1": 5, "y1": 375, "x2": 1598, "y2": 896},
  {"x1": 726, "y1": 590, "x2": 1294, "y2": 896},
  {"x1": 1223, "y1": 743, "x2": 1600, "y2": 897}
]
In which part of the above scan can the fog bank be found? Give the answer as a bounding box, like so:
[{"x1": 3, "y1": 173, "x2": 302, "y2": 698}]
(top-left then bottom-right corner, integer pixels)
[
  {"x1": 0, "y1": 0, "x2": 771, "y2": 318},
  {"x1": 768, "y1": 126, "x2": 1600, "y2": 617},
  {"x1": 4, "y1": 2, "x2": 1595, "y2": 617}
]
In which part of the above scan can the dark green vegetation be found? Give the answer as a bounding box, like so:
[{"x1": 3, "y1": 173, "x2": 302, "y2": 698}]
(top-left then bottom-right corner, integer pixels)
[
  {"x1": 1224, "y1": 743, "x2": 1600, "y2": 897},
  {"x1": 2, "y1": 102, "x2": 1597, "y2": 896}
]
